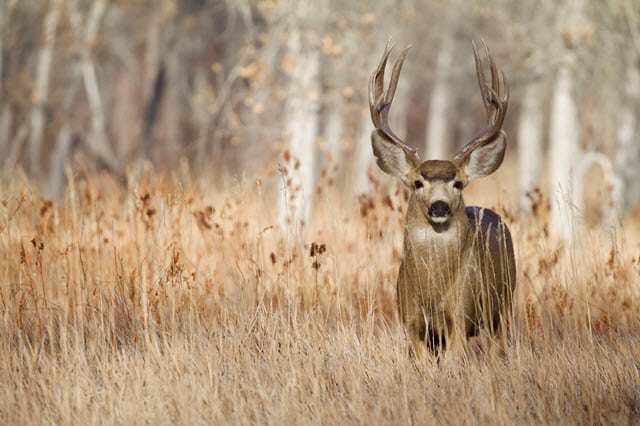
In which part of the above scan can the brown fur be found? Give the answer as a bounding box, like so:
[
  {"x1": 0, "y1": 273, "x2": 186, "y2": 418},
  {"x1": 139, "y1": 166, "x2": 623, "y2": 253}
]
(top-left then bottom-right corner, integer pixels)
[
  {"x1": 397, "y1": 172, "x2": 515, "y2": 358},
  {"x1": 368, "y1": 41, "x2": 515, "y2": 358}
]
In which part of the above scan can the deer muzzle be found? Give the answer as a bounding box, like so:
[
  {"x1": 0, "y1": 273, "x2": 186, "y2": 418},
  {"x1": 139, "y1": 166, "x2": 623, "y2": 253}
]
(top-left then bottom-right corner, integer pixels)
[{"x1": 428, "y1": 201, "x2": 451, "y2": 221}]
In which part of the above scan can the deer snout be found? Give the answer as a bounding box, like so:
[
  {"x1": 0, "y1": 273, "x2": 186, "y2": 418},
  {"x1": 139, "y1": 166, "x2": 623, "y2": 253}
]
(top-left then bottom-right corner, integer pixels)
[{"x1": 428, "y1": 200, "x2": 451, "y2": 219}]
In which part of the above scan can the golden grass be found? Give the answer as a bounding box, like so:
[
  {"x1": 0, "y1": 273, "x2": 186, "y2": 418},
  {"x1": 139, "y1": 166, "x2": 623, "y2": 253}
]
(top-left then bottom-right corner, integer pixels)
[{"x1": 1, "y1": 163, "x2": 640, "y2": 424}]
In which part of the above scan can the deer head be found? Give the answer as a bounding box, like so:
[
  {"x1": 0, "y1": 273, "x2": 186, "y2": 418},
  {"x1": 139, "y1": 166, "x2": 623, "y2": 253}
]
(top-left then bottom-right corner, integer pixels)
[{"x1": 369, "y1": 40, "x2": 509, "y2": 228}]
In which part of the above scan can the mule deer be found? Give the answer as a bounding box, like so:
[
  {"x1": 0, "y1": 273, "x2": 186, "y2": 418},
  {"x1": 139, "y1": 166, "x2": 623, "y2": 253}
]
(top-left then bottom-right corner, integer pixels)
[{"x1": 369, "y1": 41, "x2": 516, "y2": 358}]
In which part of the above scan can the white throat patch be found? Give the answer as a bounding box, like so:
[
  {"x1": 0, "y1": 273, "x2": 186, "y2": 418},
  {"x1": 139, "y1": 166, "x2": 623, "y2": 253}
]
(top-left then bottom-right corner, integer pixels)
[{"x1": 409, "y1": 222, "x2": 458, "y2": 245}]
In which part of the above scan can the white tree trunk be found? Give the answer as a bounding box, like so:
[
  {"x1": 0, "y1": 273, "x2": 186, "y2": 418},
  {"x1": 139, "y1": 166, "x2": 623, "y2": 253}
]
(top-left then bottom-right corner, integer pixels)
[
  {"x1": 141, "y1": 18, "x2": 160, "y2": 162},
  {"x1": 321, "y1": 94, "x2": 344, "y2": 169},
  {"x1": 425, "y1": 32, "x2": 454, "y2": 160},
  {"x1": 549, "y1": 0, "x2": 592, "y2": 238},
  {"x1": 614, "y1": 56, "x2": 640, "y2": 215},
  {"x1": 575, "y1": 152, "x2": 622, "y2": 230},
  {"x1": 278, "y1": 5, "x2": 322, "y2": 230},
  {"x1": 28, "y1": 0, "x2": 62, "y2": 175},
  {"x1": 517, "y1": 80, "x2": 544, "y2": 218},
  {"x1": 352, "y1": 108, "x2": 374, "y2": 194},
  {"x1": 549, "y1": 65, "x2": 580, "y2": 238},
  {"x1": 0, "y1": 106, "x2": 11, "y2": 160},
  {"x1": 0, "y1": 0, "x2": 5, "y2": 98},
  {"x1": 48, "y1": 68, "x2": 82, "y2": 198},
  {"x1": 48, "y1": 124, "x2": 72, "y2": 198},
  {"x1": 3, "y1": 122, "x2": 27, "y2": 174},
  {"x1": 72, "y1": 0, "x2": 119, "y2": 173}
]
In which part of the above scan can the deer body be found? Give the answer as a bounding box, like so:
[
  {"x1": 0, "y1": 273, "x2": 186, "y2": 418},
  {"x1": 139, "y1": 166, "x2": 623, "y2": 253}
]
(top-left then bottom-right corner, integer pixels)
[
  {"x1": 369, "y1": 42, "x2": 516, "y2": 357},
  {"x1": 399, "y1": 201, "x2": 515, "y2": 356}
]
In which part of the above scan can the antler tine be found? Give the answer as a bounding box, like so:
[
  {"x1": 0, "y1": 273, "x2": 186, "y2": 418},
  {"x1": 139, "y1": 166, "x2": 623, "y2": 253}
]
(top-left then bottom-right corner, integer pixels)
[
  {"x1": 453, "y1": 41, "x2": 509, "y2": 166},
  {"x1": 473, "y1": 39, "x2": 502, "y2": 120},
  {"x1": 487, "y1": 42, "x2": 500, "y2": 96},
  {"x1": 486, "y1": 41, "x2": 505, "y2": 124},
  {"x1": 368, "y1": 43, "x2": 415, "y2": 153},
  {"x1": 501, "y1": 69, "x2": 510, "y2": 107},
  {"x1": 369, "y1": 41, "x2": 393, "y2": 127},
  {"x1": 385, "y1": 45, "x2": 410, "y2": 107},
  {"x1": 378, "y1": 46, "x2": 410, "y2": 147},
  {"x1": 472, "y1": 40, "x2": 491, "y2": 119}
]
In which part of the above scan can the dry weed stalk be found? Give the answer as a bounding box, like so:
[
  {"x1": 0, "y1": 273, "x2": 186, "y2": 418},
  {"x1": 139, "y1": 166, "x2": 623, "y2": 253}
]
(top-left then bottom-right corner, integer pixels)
[{"x1": 0, "y1": 164, "x2": 639, "y2": 423}]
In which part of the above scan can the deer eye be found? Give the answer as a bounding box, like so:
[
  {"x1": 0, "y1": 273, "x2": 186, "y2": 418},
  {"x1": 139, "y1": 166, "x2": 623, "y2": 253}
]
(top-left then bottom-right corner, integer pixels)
[
  {"x1": 453, "y1": 180, "x2": 463, "y2": 190},
  {"x1": 414, "y1": 180, "x2": 424, "y2": 189}
]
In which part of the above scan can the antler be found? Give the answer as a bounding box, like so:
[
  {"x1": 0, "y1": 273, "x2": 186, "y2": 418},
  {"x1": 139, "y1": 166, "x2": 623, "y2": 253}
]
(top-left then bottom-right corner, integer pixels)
[
  {"x1": 369, "y1": 42, "x2": 417, "y2": 158},
  {"x1": 453, "y1": 40, "x2": 509, "y2": 165}
]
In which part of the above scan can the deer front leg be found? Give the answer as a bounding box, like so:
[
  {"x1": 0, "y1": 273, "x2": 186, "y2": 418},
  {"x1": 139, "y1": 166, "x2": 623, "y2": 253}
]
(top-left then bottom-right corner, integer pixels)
[
  {"x1": 406, "y1": 315, "x2": 426, "y2": 358},
  {"x1": 445, "y1": 320, "x2": 469, "y2": 361}
]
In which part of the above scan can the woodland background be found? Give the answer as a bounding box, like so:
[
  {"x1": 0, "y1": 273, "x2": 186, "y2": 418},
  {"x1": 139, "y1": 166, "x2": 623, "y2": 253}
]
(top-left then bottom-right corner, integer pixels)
[
  {"x1": 1, "y1": 0, "x2": 639, "y2": 234},
  {"x1": 2, "y1": 1, "x2": 640, "y2": 423}
]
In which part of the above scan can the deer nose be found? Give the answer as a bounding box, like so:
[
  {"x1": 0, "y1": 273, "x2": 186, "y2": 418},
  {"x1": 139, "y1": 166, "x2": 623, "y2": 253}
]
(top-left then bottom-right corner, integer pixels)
[{"x1": 429, "y1": 201, "x2": 451, "y2": 217}]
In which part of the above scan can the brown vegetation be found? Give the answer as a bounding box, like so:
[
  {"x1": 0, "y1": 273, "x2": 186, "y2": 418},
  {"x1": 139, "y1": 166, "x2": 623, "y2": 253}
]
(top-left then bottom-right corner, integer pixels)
[{"x1": 1, "y1": 161, "x2": 639, "y2": 424}]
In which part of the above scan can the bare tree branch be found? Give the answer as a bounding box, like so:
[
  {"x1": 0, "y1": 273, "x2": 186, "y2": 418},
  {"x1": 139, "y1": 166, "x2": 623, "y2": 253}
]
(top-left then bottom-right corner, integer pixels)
[
  {"x1": 28, "y1": 0, "x2": 63, "y2": 175},
  {"x1": 623, "y1": 0, "x2": 640, "y2": 55},
  {"x1": 68, "y1": 0, "x2": 120, "y2": 173}
]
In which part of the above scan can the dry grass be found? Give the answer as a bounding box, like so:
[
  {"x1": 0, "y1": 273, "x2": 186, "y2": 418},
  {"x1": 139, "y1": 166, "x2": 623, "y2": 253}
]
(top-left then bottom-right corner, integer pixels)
[{"x1": 1, "y1": 162, "x2": 640, "y2": 425}]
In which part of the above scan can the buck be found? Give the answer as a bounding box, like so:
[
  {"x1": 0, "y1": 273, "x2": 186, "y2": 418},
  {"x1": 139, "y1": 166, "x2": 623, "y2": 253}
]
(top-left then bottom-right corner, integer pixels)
[{"x1": 369, "y1": 41, "x2": 516, "y2": 358}]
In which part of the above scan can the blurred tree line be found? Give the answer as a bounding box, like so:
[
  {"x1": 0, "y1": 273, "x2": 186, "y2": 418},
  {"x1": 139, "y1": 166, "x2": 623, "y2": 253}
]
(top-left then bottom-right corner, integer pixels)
[{"x1": 0, "y1": 0, "x2": 638, "y2": 235}]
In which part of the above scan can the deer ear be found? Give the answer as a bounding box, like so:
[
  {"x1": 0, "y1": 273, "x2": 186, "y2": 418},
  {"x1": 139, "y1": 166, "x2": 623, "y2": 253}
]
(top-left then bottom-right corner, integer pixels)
[
  {"x1": 457, "y1": 131, "x2": 506, "y2": 182},
  {"x1": 371, "y1": 130, "x2": 421, "y2": 186}
]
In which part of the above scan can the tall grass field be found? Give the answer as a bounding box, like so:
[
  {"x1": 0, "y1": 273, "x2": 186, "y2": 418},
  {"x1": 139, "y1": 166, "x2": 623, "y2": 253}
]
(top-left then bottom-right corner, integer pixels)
[{"x1": 1, "y1": 162, "x2": 639, "y2": 424}]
